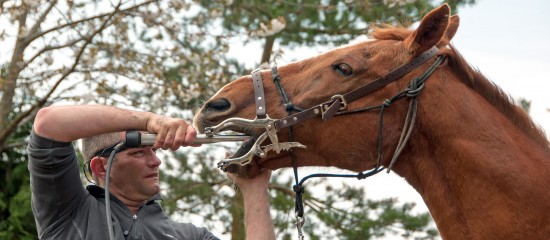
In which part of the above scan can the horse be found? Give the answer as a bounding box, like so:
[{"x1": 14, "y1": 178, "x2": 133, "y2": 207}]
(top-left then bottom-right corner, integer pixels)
[{"x1": 194, "y1": 4, "x2": 550, "y2": 239}]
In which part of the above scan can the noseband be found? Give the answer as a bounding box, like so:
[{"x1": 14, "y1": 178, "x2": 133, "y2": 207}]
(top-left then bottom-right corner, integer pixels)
[{"x1": 250, "y1": 46, "x2": 444, "y2": 239}]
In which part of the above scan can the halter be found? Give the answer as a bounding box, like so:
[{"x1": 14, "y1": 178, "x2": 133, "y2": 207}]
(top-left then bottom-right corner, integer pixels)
[{"x1": 251, "y1": 46, "x2": 444, "y2": 239}]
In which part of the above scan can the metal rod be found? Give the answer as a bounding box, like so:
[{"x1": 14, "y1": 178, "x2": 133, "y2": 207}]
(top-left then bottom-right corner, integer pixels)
[{"x1": 140, "y1": 133, "x2": 249, "y2": 145}]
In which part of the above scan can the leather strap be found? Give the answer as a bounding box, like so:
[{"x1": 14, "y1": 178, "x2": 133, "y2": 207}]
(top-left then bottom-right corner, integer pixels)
[
  {"x1": 274, "y1": 46, "x2": 440, "y2": 130},
  {"x1": 343, "y1": 46, "x2": 439, "y2": 105},
  {"x1": 251, "y1": 68, "x2": 267, "y2": 119}
]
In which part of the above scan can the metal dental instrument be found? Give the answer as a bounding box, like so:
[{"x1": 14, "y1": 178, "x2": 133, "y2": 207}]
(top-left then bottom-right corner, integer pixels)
[
  {"x1": 126, "y1": 117, "x2": 306, "y2": 171},
  {"x1": 203, "y1": 117, "x2": 306, "y2": 171},
  {"x1": 137, "y1": 133, "x2": 250, "y2": 145}
]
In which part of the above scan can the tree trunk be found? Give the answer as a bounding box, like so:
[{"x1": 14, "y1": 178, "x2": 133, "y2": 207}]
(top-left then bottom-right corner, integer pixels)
[
  {"x1": 0, "y1": 8, "x2": 28, "y2": 147},
  {"x1": 230, "y1": 192, "x2": 245, "y2": 240},
  {"x1": 260, "y1": 36, "x2": 275, "y2": 65}
]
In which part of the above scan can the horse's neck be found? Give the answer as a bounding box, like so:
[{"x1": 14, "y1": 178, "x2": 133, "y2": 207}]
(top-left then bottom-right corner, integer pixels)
[{"x1": 392, "y1": 72, "x2": 550, "y2": 240}]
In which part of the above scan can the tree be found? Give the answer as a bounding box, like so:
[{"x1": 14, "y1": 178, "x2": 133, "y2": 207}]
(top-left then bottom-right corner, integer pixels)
[
  {"x1": 1, "y1": 0, "x2": 236, "y2": 238},
  {"x1": 1, "y1": 0, "x2": 475, "y2": 239}
]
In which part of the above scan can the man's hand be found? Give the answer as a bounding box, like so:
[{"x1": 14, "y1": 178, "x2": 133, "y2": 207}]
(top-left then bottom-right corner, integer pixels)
[
  {"x1": 145, "y1": 114, "x2": 197, "y2": 150},
  {"x1": 226, "y1": 168, "x2": 275, "y2": 240},
  {"x1": 227, "y1": 169, "x2": 271, "y2": 195}
]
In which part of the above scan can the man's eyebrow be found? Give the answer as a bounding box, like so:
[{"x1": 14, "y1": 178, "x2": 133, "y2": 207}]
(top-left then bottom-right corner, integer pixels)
[{"x1": 125, "y1": 146, "x2": 146, "y2": 151}]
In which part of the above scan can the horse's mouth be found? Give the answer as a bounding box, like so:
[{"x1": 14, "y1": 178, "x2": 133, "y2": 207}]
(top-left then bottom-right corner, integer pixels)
[
  {"x1": 215, "y1": 126, "x2": 263, "y2": 159},
  {"x1": 231, "y1": 136, "x2": 256, "y2": 158}
]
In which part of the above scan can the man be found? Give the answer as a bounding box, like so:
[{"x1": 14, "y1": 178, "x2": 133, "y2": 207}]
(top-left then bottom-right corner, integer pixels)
[{"x1": 28, "y1": 104, "x2": 275, "y2": 239}]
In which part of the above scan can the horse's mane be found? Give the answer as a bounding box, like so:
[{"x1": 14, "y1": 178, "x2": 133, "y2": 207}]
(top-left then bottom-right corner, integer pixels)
[{"x1": 371, "y1": 25, "x2": 549, "y2": 146}]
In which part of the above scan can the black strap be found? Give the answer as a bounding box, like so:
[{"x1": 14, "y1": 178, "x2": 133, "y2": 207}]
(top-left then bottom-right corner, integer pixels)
[
  {"x1": 274, "y1": 46, "x2": 440, "y2": 130},
  {"x1": 272, "y1": 66, "x2": 304, "y2": 114}
]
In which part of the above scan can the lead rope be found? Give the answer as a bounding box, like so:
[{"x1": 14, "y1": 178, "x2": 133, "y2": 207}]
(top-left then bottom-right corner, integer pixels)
[
  {"x1": 387, "y1": 55, "x2": 443, "y2": 170},
  {"x1": 270, "y1": 66, "x2": 306, "y2": 239},
  {"x1": 265, "y1": 66, "x2": 304, "y2": 238}
]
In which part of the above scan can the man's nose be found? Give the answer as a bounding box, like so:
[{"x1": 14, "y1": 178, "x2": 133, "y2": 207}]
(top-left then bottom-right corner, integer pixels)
[{"x1": 145, "y1": 148, "x2": 161, "y2": 167}]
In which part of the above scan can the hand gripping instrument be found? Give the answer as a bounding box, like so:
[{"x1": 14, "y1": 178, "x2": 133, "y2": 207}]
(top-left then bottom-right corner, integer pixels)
[{"x1": 125, "y1": 117, "x2": 306, "y2": 171}]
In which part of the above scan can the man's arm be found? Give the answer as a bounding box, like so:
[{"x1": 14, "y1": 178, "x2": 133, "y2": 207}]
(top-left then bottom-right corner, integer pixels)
[
  {"x1": 33, "y1": 105, "x2": 196, "y2": 149},
  {"x1": 229, "y1": 170, "x2": 276, "y2": 240},
  {"x1": 29, "y1": 105, "x2": 199, "y2": 237}
]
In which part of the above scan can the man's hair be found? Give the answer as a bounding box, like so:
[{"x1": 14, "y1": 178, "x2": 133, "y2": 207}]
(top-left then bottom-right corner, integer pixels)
[{"x1": 81, "y1": 132, "x2": 124, "y2": 162}]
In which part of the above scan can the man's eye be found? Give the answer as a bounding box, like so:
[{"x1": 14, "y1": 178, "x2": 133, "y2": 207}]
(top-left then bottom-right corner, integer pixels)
[{"x1": 131, "y1": 150, "x2": 145, "y2": 156}]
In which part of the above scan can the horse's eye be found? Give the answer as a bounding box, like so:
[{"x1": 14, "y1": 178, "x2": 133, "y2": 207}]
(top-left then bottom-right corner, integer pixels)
[{"x1": 332, "y1": 63, "x2": 353, "y2": 77}]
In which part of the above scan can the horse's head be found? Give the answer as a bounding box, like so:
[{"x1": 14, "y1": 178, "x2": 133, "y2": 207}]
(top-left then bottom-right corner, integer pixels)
[{"x1": 194, "y1": 4, "x2": 459, "y2": 177}]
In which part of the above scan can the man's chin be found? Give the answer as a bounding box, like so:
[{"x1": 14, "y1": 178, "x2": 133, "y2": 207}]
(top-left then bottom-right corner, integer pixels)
[{"x1": 142, "y1": 181, "x2": 161, "y2": 197}]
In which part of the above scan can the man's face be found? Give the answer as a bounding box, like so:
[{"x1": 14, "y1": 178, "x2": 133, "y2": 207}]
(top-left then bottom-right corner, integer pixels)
[{"x1": 107, "y1": 146, "x2": 161, "y2": 202}]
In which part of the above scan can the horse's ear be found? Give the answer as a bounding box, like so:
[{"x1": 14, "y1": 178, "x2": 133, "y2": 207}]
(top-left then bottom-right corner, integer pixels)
[
  {"x1": 437, "y1": 15, "x2": 460, "y2": 48},
  {"x1": 405, "y1": 4, "x2": 451, "y2": 55}
]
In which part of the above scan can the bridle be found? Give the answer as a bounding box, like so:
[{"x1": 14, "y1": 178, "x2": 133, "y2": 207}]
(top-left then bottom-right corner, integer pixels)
[{"x1": 250, "y1": 46, "x2": 444, "y2": 239}]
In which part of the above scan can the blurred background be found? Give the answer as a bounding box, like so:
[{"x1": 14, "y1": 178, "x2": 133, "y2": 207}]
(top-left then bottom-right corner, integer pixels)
[{"x1": 1, "y1": 0, "x2": 548, "y2": 239}]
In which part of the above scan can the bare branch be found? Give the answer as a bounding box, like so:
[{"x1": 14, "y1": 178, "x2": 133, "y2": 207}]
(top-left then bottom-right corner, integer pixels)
[
  {"x1": 0, "y1": 0, "x2": 6, "y2": 14},
  {"x1": 23, "y1": 37, "x2": 87, "y2": 68},
  {"x1": 17, "y1": 68, "x2": 65, "y2": 85},
  {"x1": 0, "y1": 1, "x2": 123, "y2": 144},
  {"x1": 0, "y1": 141, "x2": 29, "y2": 151},
  {"x1": 25, "y1": 0, "x2": 158, "y2": 44},
  {"x1": 17, "y1": 106, "x2": 39, "y2": 129},
  {"x1": 269, "y1": 183, "x2": 296, "y2": 196},
  {"x1": 25, "y1": 0, "x2": 58, "y2": 43}
]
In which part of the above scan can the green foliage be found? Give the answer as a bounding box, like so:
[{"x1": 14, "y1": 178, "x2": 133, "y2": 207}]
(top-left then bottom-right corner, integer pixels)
[
  {"x1": 294, "y1": 181, "x2": 437, "y2": 240},
  {"x1": 0, "y1": 119, "x2": 35, "y2": 239},
  {"x1": 518, "y1": 98, "x2": 531, "y2": 113},
  {"x1": 197, "y1": 0, "x2": 474, "y2": 47}
]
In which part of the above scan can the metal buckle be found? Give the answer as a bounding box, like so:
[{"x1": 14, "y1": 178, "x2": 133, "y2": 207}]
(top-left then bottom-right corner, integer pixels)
[
  {"x1": 319, "y1": 94, "x2": 348, "y2": 116},
  {"x1": 330, "y1": 94, "x2": 347, "y2": 110}
]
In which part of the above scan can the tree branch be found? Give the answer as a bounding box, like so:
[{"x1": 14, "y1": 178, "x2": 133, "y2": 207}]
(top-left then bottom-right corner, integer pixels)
[
  {"x1": 0, "y1": 1, "x2": 123, "y2": 144},
  {"x1": 22, "y1": 37, "x2": 87, "y2": 69},
  {"x1": 25, "y1": 0, "x2": 58, "y2": 45},
  {"x1": 0, "y1": 141, "x2": 29, "y2": 152},
  {"x1": 0, "y1": 0, "x2": 7, "y2": 14},
  {"x1": 24, "y1": 0, "x2": 158, "y2": 44}
]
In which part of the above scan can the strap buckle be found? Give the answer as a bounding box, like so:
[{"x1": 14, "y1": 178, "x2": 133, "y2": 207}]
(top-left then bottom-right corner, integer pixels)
[{"x1": 330, "y1": 94, "x2": 348, "y2": 110}]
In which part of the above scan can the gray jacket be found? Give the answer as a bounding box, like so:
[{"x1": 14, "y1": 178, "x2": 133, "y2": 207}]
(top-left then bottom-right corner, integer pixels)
[{"x1": 28, "y1": 130, "x2": 219, "y2": 240}]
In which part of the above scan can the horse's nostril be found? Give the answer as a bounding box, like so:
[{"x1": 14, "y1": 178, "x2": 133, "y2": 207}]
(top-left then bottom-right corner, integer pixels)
[{"x1": 206, "y1": 98, "x2": 231, "y2": 112}]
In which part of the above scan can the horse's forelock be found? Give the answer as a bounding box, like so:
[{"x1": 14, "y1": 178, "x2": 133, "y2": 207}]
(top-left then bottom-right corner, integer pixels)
[{"x1": 369, "y1": 24, "x2": 412, "y2": 41}]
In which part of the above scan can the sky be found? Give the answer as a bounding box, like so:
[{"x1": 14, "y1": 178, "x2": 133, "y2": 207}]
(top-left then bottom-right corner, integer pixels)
[{"x1": 236, "y1": 0, "x2": 550, "y2": 237}]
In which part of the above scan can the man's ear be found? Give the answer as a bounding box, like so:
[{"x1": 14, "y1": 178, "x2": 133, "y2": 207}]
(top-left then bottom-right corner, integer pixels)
[{"x1": 90, "y1": 156, "x2": 107, "y2": 180}]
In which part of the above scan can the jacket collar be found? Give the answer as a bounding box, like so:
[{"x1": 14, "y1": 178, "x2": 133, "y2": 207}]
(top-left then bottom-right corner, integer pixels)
[{"x1": 86, "y1": 185, "x2": 162, "y2": 204}]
